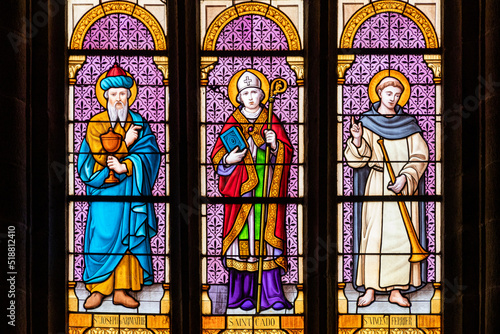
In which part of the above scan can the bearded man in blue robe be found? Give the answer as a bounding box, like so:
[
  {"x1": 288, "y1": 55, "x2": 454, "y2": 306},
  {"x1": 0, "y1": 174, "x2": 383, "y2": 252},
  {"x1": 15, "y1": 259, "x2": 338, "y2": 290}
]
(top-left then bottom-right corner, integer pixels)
[{"x1": 78, "y1": 64, "x2": 160, "y2": 309}]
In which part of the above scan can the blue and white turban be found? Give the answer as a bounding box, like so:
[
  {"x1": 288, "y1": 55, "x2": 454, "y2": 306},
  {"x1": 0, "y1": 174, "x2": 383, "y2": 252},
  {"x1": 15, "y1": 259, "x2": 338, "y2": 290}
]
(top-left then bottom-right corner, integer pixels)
[{"x1": 100, "y1": 75, "x2": 134, "y2": 91}]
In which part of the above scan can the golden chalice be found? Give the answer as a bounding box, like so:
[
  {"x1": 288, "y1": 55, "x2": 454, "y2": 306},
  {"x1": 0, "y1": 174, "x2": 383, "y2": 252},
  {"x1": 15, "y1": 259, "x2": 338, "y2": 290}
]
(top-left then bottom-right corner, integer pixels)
[{"x1": 100, "y1": 127, "x2": 123, "y2": 184}]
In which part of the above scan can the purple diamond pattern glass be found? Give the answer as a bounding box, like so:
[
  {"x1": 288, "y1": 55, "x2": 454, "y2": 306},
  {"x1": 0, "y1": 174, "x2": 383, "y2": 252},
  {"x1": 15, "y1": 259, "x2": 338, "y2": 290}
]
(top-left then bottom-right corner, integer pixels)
[
  {"x1": 341, "y1": 52, "x2": 438, "y2": 282},
  {"x1": 215, "y1": 15, "x2": 289, "y2": 51},
  {"x1": 353, "y1": 13, "x2": 426, "y2": 49},
  {"x1": 82, "y1": 14, "x2": 155, "y2": 50}
]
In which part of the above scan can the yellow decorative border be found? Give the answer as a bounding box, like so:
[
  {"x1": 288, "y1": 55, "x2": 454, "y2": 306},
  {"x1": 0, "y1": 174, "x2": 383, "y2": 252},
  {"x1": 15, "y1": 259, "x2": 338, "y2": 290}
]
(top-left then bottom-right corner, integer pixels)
[
  {"x1": 69, "y1": 314, "x2": 170, "y2": 333},
  {"x1": 424, "y1": 55, "x2": 442, "y2": 84},
  {"x1": 202, "y1": 316, "x2": 303, "y2": 333},
  {"x1": 68, "y1": 55, "x2": 86, "y2": 85},
  {"x1": 153, "y1": 56, "x2": 169, "y2": 85},
  {"x1": 226, "y1": 258, "x2": 279, "y2": 271},
  {"x1": 202, "y1": 284, "x2": 211, "y2": 315},
  {"x1": 203, "y1": 2, "x2": 301, "y2": 51},
  {"x1": 337, "y1": 55, "x2": 356, "y2": 84},
  {"x1": 70, "y1": 1, "x2": 166, "y2": 50},
  {"x1": 212, "y1": 147, "x2": 227, "y2": 172},
  {"x1": 236, "y1": 2, "x2": 268, "y2": 16},
  {"x1": 203, "y1": 6, "x2": 238, "y2": 51},
  {"x1": 68, "y1": 281, "x2": 78, "y2": 312},
  {"x1": 286, "y1": 56, "x2": 305, "y2": 86},
  {"x1": 160, "y1": 284, "x2": 170, "y2": 314},
  {"x1": 238, "y1": 240, "x2": 261, "y2": 257},
  {"x1": 222, "y1": 204, "x2": 252, "y2": 256},
  {"x1": 132, "y1": 5, "x2": 167, "y2": 50},
  {"x1": 340, "y1": 0, "x2": 439, "y2": 49},
  {"x1": 241, "y1": 147, "x2": 259, "y2": 195},
  {"x1": 201, "y1": 56, "x2": 219, "y2": 86},
  {"x1": 269, "y1": 141, "x2": 285, "y2": 198},
  {"x1": 338, "y1": 315, "x2": 441, "y2": 334},
  {"x1": 220, "y1": 330, "x2": 288, "y2": 334}
]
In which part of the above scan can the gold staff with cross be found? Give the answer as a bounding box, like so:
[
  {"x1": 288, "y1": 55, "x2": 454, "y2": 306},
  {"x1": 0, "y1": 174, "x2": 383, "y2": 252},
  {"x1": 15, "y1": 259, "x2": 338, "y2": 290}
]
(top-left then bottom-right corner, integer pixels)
[{"x1": 256, "y1": 77, "x2": 288, "y2": 313}]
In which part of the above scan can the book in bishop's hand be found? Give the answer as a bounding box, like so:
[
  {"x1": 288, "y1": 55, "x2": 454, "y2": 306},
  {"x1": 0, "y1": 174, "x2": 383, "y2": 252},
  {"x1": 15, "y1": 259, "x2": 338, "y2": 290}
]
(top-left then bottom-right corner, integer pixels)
[{"x1": 220, "y1": 126, "x2": 248, "y2": 153}]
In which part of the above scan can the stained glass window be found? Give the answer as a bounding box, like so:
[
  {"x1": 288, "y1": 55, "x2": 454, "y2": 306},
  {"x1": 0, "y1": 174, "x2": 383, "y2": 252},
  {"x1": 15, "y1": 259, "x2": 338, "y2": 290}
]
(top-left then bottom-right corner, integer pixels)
[
  {"x1": 67, "y1": 1, "x2": 170, "y2": 333},
  {"x1": 200, "y1": 1, "x2": 305, "y2": 332},
  {"x1": 337, "y1": 1, "x2": 442, "y2": 332}
]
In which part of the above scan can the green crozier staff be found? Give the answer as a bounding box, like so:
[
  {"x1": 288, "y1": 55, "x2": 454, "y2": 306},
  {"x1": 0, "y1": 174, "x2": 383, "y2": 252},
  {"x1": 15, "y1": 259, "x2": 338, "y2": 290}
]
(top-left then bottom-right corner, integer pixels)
[{"x1": 256, "y1": 78, "x2": 288, "y2": 313}]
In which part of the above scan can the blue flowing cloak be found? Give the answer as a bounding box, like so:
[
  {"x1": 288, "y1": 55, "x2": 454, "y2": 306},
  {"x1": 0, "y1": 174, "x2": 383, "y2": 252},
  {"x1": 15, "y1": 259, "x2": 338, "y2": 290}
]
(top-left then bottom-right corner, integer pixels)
[
  {"x1": 351, "y1": 103, "x2": 428, "y2": 293},
  {"x1": 77, "y1": 111, "x2": 161, "y2": 285}
]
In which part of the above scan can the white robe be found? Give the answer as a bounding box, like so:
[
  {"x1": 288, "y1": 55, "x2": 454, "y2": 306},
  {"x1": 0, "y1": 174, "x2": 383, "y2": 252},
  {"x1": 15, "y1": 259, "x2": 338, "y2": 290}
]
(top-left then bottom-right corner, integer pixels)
[{"x1": 345, "y1": 128, "x2": 429, "y2": 291}]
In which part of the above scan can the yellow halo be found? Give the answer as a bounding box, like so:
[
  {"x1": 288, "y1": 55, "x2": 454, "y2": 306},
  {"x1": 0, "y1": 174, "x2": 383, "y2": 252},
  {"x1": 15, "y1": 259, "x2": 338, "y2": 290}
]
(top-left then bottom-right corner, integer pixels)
[
  {"x1": 95, "y1": 70, "x2": 138, "y2": 108},
  {"x1": 228, "y1": 69, "x2": 270, "y2": 107},
  {"x1": 368, "y1": 70, "x2": 411, "y2": 107}
]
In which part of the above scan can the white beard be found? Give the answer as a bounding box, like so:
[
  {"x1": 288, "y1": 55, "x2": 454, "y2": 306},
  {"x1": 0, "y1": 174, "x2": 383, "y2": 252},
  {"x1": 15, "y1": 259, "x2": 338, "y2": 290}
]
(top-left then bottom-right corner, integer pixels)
[{"x1": 107, "y1": 101, "x2": 128, "y2": 129}]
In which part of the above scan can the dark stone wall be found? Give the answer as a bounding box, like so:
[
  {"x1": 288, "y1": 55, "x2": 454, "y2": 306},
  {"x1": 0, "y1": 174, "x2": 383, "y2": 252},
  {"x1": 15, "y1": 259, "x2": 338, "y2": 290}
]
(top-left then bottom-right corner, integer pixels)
[
  {"x1": 0, "y1": 1, "x2": 67, "y2": 333},
  {"x1": 0, "y1": 1, "x2": 28, "y2": 333},
  {"x1": 442, "y1": 0, "x2": 465, "y2": 332},
  {"x1": 443, "y1": 0, "x2": 483, "y2": 332},
  {"x1": 485, "y1": 0, "x2": 500, "y2": 332}
]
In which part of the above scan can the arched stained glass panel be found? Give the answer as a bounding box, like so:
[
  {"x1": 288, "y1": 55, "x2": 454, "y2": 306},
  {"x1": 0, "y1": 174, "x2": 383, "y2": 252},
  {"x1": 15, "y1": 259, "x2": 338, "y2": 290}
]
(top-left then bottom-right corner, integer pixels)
[
  {"x1": 337, "y1": 1, "x2": 442, "y2": 332},
  {"x1": 67, "y1": 1, "x2": 169, "y2": 333},
  {"x1": 200, "y1": 1, "x2": 305, "y2": 332}
]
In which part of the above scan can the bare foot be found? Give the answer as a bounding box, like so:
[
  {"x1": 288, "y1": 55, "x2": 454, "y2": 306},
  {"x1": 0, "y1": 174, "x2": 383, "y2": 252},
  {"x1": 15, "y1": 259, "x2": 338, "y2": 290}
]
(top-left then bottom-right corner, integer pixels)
[
  {"x1": 113, "y1": 289, "x2": 139, "y2": 308},
  {"x1": 389, "y1": 290, "x2": 411, "y2": 307},
  {"x1": 84, "y1": 292, "x2": 105, "y2": 309},
  {"x1": 357, "y1": 288, "x2": 375, "y2": 307}
]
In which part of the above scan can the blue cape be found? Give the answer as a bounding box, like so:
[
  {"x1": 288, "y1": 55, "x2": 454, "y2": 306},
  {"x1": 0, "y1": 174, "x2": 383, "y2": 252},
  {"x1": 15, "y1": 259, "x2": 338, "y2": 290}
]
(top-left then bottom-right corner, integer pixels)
[
  {"x1": 78, "y1": 111, "x2": 160, "y2": 285},
  {"x1": 359, "y1": 102, "x2": 422, "y2": 140}
]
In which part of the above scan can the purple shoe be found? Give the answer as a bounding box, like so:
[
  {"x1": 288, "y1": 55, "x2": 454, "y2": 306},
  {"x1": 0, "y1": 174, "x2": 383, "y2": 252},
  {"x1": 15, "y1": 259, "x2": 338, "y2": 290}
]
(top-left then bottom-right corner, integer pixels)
[
  {"x1": 241, "y1": 300, "x2": 255, "y2": 310},
  {"x1": 272, "y1": 302, "x2": 286, "y2": 310}
]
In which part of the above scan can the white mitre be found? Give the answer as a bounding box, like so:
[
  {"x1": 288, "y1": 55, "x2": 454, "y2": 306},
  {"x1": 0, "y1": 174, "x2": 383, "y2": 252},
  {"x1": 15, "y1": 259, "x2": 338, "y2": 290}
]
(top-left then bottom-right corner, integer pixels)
[{"x1": 237, "y1": 71, "x2": 261, "y2": 92}]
